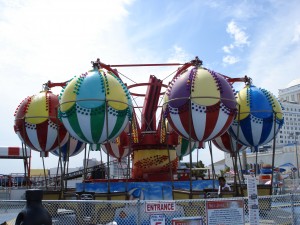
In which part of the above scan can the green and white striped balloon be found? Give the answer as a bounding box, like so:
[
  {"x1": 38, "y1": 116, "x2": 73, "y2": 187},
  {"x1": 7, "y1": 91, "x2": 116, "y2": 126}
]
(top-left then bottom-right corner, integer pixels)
[{"x1": 59, "y1": 68, "x2": 132, "y2": 144}]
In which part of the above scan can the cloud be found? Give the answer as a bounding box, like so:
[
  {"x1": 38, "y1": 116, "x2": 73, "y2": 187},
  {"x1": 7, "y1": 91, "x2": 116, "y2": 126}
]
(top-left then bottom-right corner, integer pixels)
[
  {"x1": 168, "y1": 45, "x2": 192, "y2": 63},
  {"x1": 292, "y1": 23, "x2": 300, "y2": 43},
  {"x1": 222, "y1": 44, "x2": 234, "y2": 54},
  {"x1": 222, "y1": 20, "x2": 249, "y2": 65},
  {"x1": 226, "y1": 20, "x2": 249, "y2": 46},
  {"x1": 222, "y1": 55, "x2": 239, "y2": 65}
]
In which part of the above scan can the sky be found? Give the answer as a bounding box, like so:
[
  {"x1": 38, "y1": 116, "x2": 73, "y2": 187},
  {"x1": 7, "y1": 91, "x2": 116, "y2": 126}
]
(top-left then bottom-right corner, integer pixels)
[{"x1": 1, "y1": 0, "x2": 300, "y2": 175}]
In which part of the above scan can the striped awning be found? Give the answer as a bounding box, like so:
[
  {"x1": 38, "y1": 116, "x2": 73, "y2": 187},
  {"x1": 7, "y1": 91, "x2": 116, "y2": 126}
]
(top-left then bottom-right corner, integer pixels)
[{"x1": 0, "y1": 147, "x2": 31, "y2": 159}]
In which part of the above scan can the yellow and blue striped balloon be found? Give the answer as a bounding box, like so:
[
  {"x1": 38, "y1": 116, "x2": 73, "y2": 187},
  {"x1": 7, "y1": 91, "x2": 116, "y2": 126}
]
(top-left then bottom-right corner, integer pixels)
[{"x1": 229, "y1": 85, "x2": 284, "y2": 151}]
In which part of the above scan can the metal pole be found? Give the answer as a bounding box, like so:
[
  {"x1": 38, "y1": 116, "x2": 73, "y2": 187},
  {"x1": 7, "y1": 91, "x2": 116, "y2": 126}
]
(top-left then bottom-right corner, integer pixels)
[
  {"x1": 209, "y1": 141, "x2": 216, "y2": 189},
  {"x1": 255, "y1": 150, "x2": 258, "y2": 177},
  {"x1": 105, "y1": 100, "x2": 111, "y2": 194},
  {"x1": 296, "y1": 135, "x2": 300, "y2": 178},
  {"x1": 237, "y1": 152, "x2": 245, "y2": 184},
  {"x1": 188, "y1": 98, "x2": 193, "y2": 199},
  {"x1": 270, "y1": 112, "x2": 277, "y2": 195}
]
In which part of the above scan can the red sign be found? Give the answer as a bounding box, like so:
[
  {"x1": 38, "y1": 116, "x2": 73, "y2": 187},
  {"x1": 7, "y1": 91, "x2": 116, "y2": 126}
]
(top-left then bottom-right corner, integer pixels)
[{"x1": 172, "y1": 217, "x2": 203, "y2": 225}]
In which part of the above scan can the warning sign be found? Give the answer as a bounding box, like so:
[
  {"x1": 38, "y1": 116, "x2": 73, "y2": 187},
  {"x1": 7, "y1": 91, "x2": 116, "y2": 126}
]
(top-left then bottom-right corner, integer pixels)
[
  {"x1": 206, "y1": 200, "x2": 244, "y2": 225},
  {"x1": 150, "y1": 214, "x2": 166, "y2": 225}
]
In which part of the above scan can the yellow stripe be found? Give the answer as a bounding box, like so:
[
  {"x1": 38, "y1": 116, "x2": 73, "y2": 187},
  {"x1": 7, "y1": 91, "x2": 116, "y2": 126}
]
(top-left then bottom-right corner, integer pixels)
[
  {"x1": 236, "y1": 86, "x2": 250, "y2": 120},
  {"x1": 105, "y1": 74, "x2": 128, "y2": 110},
  {"x1": 26, "y1": 91, "x2": 48, "y2": 124},
  {"x1": 271, "y1": 95, "x2": 283, "y2": 120},
  {"x1": 59, "y1": 78, "x2": 77, "y2": 112},
  {"x1": 191, "y1": 69, "x2": 220, "y2": 106}
]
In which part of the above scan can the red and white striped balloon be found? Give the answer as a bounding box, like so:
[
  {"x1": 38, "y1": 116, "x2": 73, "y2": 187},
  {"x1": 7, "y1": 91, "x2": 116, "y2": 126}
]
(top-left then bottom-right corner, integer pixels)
[
  {"x1": 14, "y1": 91, "x2": 68, "y2": 157},
  {"x1": 212, "y1": 131, "x2": 247, "y2": 156},
  {"x1": 164, "y1": 67, "x2": 237, "y2": 145},
  {"x1": 101, "y1": 131, "x2": 132, "y2": 162}
]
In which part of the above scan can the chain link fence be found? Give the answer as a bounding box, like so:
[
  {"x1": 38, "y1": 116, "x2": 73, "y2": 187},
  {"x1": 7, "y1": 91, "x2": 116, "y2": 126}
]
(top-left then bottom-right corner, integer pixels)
[{"x1": 1, "y1": 194, "x2": 300, "y2": 225}]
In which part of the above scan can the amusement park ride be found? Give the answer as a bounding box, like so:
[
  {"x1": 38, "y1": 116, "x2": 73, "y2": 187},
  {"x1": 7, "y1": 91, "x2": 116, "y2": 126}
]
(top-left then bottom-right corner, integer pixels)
[{"x1": 12, "y1": 56, "x2": 284, "y2": 200}]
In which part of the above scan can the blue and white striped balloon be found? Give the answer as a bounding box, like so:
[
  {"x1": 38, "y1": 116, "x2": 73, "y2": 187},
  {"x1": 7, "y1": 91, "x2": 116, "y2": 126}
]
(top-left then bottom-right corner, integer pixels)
[
  {"x1": 228, "y1": 85, "x2": 284, "y2": 151},
  {"x1": 51, "y1": 135, "x2": 85, "y2": 161}
]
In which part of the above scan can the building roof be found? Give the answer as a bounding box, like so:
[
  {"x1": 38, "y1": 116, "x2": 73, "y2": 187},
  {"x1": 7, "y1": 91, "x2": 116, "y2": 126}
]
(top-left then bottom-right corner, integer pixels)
[
  {"x1": 286, "y1": 79, "x2": 300, "y2": 88},
  {"x1": 208, "y1": 158, "x2": 225, "y2": 167}
]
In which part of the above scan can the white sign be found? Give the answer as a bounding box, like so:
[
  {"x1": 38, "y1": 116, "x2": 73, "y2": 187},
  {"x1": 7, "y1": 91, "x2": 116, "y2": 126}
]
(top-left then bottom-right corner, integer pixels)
[
  {"x1": 206, "y1": 200, "x2": 244, "y2": 225},
  {"x1": 145, "y1": 202, "x2": 176, "y2": 213},
  {"x1": 150, "y1": 214, "x2": 166, "y2": 225},
  {"x1": 247, "y1": 176, "x2": 259, "y2": 225}
]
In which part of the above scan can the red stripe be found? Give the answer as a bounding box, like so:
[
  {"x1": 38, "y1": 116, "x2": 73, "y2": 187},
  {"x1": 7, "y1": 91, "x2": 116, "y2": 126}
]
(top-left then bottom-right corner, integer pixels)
[
  {"x1": 104, "y1": 143, "x2": 114, "y2": 157},
  {"x1": 8, "y1": 147, "x2": 20, "y2": 156},
  {"x1": 17, "y1": 123, "x2": 36, "y2": 150},
  {"x1": 202, "y1": 106, "x2": 219, "y2": 141},
  {"x1": 212, "y1": 140, "x2": 228, "y2": 153},
  {"x1": 50, "y1": 125, "x2": 68, "y2": 151},
  {"x1": 214, "y1": 114, "x2": 235, "y2": 140},
  {"x1": 178, "y1": 110, "x2": 197, "y2": 140},
  {"x1": 46, "y1": 92, "x2": 60, "y2": 123},
  {"x1": 220, "y1": 132, "x2": 231, "y2": 150},
  {"x1": 220, "y1": 133, "x2": 233, "y2": 154},
  {"x1": 36, "y1": 121, "x2": 49, "y2": 151}
]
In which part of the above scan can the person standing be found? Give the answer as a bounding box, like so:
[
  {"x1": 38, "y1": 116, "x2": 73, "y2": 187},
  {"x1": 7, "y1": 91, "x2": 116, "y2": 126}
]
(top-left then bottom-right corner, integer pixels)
[{"x1": 218, "y1": 176, "x2": 231, "y2": 197}]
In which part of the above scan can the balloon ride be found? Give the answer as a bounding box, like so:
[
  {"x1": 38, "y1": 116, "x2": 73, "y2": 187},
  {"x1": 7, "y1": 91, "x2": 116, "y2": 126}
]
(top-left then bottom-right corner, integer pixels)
[{"x1": 13, "y1": 57, "x2": 284, "y2": 202}]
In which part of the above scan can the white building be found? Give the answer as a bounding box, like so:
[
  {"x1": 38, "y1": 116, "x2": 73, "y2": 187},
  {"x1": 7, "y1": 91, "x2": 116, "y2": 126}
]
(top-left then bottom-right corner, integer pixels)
[{"x1": 277, "y1": 79, "x2": 300, "y2": 147}]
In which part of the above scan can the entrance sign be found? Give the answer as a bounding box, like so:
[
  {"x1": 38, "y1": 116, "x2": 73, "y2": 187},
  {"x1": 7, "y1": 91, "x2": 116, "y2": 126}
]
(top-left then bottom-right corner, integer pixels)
[
  {"x1": 145, "y1": 202, "x2": 176, "y2": 213},
  {"x1": 206, "y1": 200, "x2": 244, "y2": 225}
]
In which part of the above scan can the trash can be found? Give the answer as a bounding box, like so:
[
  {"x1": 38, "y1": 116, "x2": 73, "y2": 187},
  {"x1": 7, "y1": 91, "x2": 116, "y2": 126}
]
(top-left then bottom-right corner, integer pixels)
[{"x1": 15, "y1": 189, "x2": 52, "y2": 225}]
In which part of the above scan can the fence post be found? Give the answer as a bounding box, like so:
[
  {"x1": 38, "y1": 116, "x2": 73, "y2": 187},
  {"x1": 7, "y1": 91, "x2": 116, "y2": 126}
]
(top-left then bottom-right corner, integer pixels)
[
  {"x1": 137, "y1": 200, "x2": 141, "y2": 225},
  {"x1": 291, "y1": 193, "x2": 296, "y2": 225}
]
